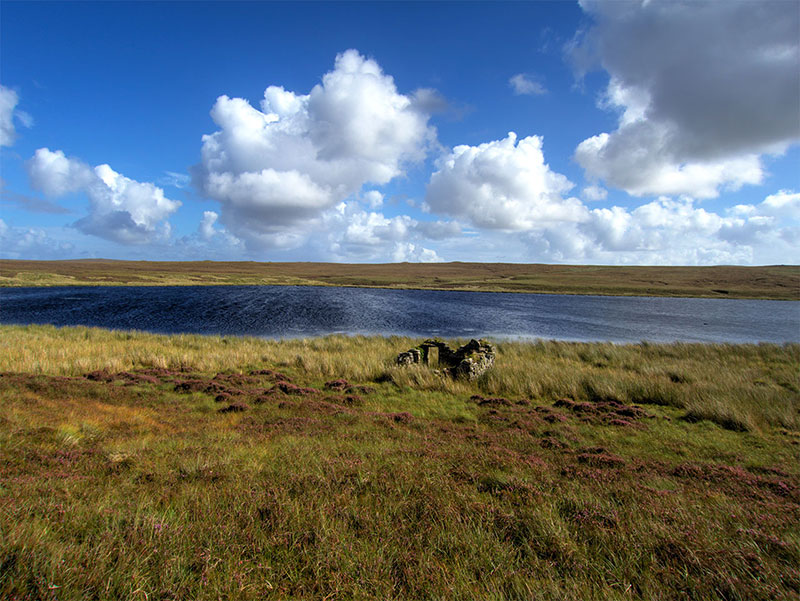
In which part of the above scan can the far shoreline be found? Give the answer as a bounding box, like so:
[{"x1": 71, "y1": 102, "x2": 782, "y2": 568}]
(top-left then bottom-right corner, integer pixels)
[{"x1": 1, "y1": 259, "x2": 798, "y2": 301}]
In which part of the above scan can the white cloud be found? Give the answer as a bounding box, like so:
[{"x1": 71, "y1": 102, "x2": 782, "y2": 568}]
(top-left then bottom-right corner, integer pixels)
[
  {"x1": 759, "y1": 190, "x2": 800, "y2": 220},
  {"x1": 574, "y1": 125, "x2": 764, "y2": 200},
  {"x1": 363, "y1": 190, "x2": 384, "y2": 209},
  {"x1": 26, "y1": 148, "x2": 94, "y2": 197},
  {"x1": 15, "y1": 109, "x2": 33, "y2": 129},
  {"x1": 571, "y1": 0, "x2": 800, "y2": 198},
  {"x1": 0, "y1": 219, "x2": 76, "y2": 260},
  {"x1": 172, "y1": 198, "x2": 457, "y2": 263},
  {"x1": 340, "y1": 209, "x2": 413, "y2": 246},
  {"x1": 160, "y1": 171, "x2": 191, "y2": 189},
  {"x1": 414, "y1": 220, "x2": 462, "y2": 240},
  {"x1": 199, "y1": 210, "x2": 219, "y2": 240},
  {"x1": 520, "y1": 194, "x2": 800, "y2": 265},
  {"x1": 420, "y1": 107, "x2": 797, "y2": 264},
  {"x1": 509, "y1": 73, "x2": 547, "y2": 96},
  {"x1": 315, "y1": 202, "x2": 452, "y2": 262},
  {"x1": 410, "y1": 88, "x2": 451, "y2": 115},
  {"x1": 26, "y1": 148, "x2": 181, "y2": 245},
  {"x1": 0, "y1": 85, "x2": 21, "y2": 147},
  {"x1": 171, "y1": 210, "x2": 245, "y2": 259},
  {"x1": 582, "y1": 185, "x2": 607, "y2": 201},
  {"x1": 392, "y1": 243, "x2": 441, "y2": 263},
  {"x1": 194, "y1": 49, "x2": 436, "y2": 250},
  {"x1": 425, "y1": 132, "x2": 585, "y2": 230}
]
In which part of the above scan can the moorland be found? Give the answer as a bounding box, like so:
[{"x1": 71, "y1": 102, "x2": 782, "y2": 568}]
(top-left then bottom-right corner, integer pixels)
[
  {"x1": 1, "y1": 325, "x2": 798, "y2": 600},
  {"x1": 1, "y1": 259, "x2": 799, "y2": 300}
]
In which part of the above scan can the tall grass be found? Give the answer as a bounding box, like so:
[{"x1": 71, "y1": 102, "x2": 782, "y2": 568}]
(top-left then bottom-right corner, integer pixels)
[
  {"x1": 1, "y1": 325, "x2": 799, "y2": 599},
  {"x1": 2, "y1": 325, "x2": 798, "y2": 430}
]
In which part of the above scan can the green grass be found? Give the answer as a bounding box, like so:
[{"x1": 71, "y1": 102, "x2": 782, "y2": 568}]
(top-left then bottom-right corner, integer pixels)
[
  {"x1": 1, "y1": 325, "x2": 799, "y2": 599},
  {"x1": 2, "y1": 259, "x2": 799, "y2": 299}
]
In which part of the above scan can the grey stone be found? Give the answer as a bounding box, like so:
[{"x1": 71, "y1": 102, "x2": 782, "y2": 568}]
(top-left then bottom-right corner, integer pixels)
[{"x1": 395, "y1": 338, "x2": 495, "y2": 380}]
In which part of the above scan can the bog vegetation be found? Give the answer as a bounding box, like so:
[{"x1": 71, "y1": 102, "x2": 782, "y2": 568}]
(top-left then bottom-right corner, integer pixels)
[
  {"x1": 2, "y1": 259, "x2": 798, "y2": 300},
  {"x1": 1, "y1": 325, "x2": 798, "y2": 600}
]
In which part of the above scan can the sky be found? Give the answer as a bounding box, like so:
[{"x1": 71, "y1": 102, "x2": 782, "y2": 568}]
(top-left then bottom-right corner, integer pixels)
[{"x1": 1, "y1": 0, "x2": 799, "y2": 265}]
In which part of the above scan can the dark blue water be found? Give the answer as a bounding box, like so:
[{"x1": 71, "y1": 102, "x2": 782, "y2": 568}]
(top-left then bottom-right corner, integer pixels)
[{"x1": 1, "y1": 286, "x2": 798, "y2": 343}]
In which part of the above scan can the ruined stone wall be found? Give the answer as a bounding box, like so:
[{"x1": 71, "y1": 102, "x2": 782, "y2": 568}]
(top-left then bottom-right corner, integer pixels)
[{"x1": 395, "y1": 338, "x2": 495, "y2": 380}]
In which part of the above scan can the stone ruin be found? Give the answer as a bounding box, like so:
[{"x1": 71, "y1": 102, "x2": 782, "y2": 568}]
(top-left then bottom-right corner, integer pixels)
[{"x1": 396, "y1": 338, "x2": 496, "y2": 380}]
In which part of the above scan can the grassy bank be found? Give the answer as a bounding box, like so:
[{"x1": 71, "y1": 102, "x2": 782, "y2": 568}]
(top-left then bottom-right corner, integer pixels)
[
  {"x1": 1, "y1": 325, "x2": 799, "y2": 599},
  {"x1": 2, "y1": 259, "x2": 799, "y2": 300}
]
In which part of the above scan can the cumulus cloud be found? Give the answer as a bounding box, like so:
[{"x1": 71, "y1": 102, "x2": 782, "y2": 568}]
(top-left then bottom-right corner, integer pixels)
[
  {"x1": 27, "y1": 148, "x2": 94, "y2": 196},
  {"x1": 194, "y1": 49, "x2": 436, "y2": 250},
  {"x1": 509, "y1": 73, "x2": 547, "y2": 96},
  {"x1": 196, "y1": 211, "x2": 217, "y2": 240},
  {"x1": 519, "y1": 193, "x2": 800, "y2": 265},
  {"x1": 0, "y1": 85, "x2": 33, "y2": 147},
  {"x1": 574, "y1": 124, "x2": 764, "y2": 200},
  {"x1": 759, "y1": 190, "x2": 800, "y2": 220},
  {"x1": 316, "y1": 202, "x2": 453, "y2": 262},
  {"x1": 170, "y1": 210, "x2": 244, "y2": 259},
  {"x1": 0, "y1": 218, "x2": 76, "y2": 259},
  {"x1": 26, "y1": 148, "x2": 181, "y2": 245},
  {"x1": 420, "y1": 118, "x2": 796, "y2": 263},
  {"x1": 414, "y1": 219, "x2": 462, "y2": 240},
  {"x1": 582, "y1": 185, "x2": 607, "y2": 201},
  {"x1": 425, "y1": 132, "x2": 584, "y2": 230},
  {"x1": 392, "y1": 243, "x2": 441, "y2": 263},
  {"x1": 199, "y1": 210, "x2": 244, "y2": 246},
  {"x1": 363, "y1": 190, "x2": 384, "y2": 209},
  {"x1": 0, "y1": 86, "x2": 19, "y2": 146},
  {"x1": 571, "y1": 0, "x2": 800, "y2": 198},
  {"x1": 410, "y1": 88, "x2": 451, "y2": 114}
]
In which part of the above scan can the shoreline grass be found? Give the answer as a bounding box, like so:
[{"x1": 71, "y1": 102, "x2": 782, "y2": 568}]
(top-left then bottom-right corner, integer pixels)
[
  {"x1": 2, "y1": 259, "x2": 798, "y2": 300},
  {"x1": 2, "y1": 325, "x2": 799, "y2": 599}
]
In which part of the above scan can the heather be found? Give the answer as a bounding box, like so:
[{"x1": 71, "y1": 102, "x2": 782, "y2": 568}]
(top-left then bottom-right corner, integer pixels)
[
  {"x1": 1, "y1": 325, "x2": 798, "y2": 600},
  {"x1": 2, "y1": 260, "x2": 798, "y2": 300}
]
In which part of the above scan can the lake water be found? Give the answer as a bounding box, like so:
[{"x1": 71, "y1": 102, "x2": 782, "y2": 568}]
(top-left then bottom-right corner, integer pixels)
[{"x1": 1, "y1": 285, "x2": 798, "y2": 344}]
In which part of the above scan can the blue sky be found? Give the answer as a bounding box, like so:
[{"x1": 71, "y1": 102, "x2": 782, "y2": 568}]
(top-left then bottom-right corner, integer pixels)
[{"x1": 1, "y1": 0, "x2": 798, "y2": 264}]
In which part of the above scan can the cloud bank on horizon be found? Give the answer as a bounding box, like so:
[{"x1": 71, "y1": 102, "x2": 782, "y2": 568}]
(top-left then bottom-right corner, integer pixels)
[{"x1": 1, "y1": 0, "x2": 798, "y2": 265}]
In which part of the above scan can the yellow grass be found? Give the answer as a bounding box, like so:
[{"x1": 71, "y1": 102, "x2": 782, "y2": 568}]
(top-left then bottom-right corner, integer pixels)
[
  {"x1": 2, "y1": 324, "x2": 798, "y2": 431},
  {"x1": 2, "y1": 259, "x2": 798, "y2": 299}
]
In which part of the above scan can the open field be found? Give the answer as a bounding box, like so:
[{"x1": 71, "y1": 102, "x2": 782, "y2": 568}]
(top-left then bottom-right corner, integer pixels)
[
  {"x1": 1, "y1": 259, "x2": 798, "y2": 299},
  {"x1": 1, "y1": 325, "x2": 799, "y2": 600}
]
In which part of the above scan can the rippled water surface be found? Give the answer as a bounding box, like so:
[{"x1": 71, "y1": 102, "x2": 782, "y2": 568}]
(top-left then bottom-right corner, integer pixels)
[{"x1": 1, "y1": 285, "x2": 798, "y2": 343}]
